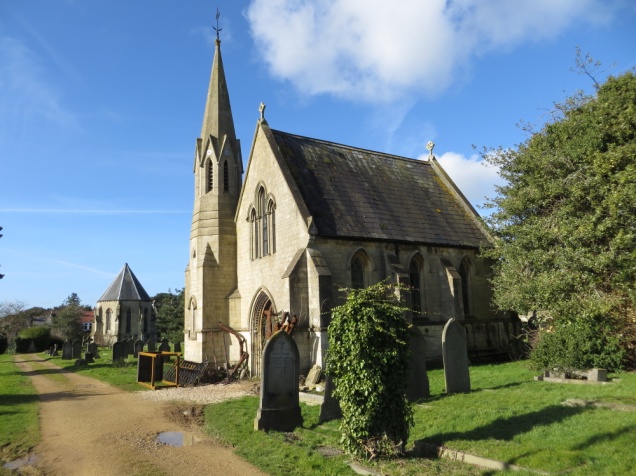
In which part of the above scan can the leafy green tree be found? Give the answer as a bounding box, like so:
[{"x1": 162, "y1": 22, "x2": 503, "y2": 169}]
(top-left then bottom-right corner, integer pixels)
[
  {"x1": 152, "y1": 288, "x2": 184, "y2": 343},
  {"x1": 52, "y1": 294, "x2": 85, "y2": 342},
  {"x1": 483, "y1": 69, "x2": 636, "y2": 371},
  {"x1": 0, "y1": 302, "x2": 48, "y2": 342},
  {"x1": 327, "y1": 282, "x2": 413, "y2": 460}
]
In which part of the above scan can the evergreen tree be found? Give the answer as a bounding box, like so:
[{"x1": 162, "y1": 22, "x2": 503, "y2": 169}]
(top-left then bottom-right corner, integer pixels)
[{"x1": 483, "y1": 69, "x2": 636, "y2": 371}]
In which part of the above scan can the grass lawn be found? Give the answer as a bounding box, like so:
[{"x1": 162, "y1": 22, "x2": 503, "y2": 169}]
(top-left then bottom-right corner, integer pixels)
[
  {"x1": 0, "y1": 354, "x2": 40, "y2": 465},
  {"x1": 44, "y1": 348, "x2": 154, "y2": 392},
  {"x1": 205, "y1": 361, "x2": 636, "y2": 475}
]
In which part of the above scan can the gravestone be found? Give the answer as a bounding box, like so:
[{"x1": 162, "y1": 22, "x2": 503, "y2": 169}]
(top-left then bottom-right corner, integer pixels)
[
  {"x1": 173, "y1": 341, "x2": 182, "y2": 353},
  {"x1": 147, "y1": 339, "x2": 156, "y2": 352},
  {"x1": 305, "y1": 365, "x2": 322, "y2": 386},
  {"x1": 71, "y1": 340, "x2": 82, "y2": 359},
  {"x1": 442, "y1": 318, "x2": 471, "y2": 394},
  {"x1": 62, "y1": 342, "x2": 73, "y2": 360},
  {"x1": 49, "y1": 344, "x2": 59, "y2": 357},
  {"x1": 133, "y1": 339, "x2": 144, "y2": 358},
  {"x1": 406, "y1": 326, "x2": 430, "y2": 400},
  {"x1": 126, "y1": 339, "x2": 134, "y2": 357},
  {"x1": 27, "y1": 340, "x2": 38, "y2": 353},
  {"x1": 159, "y1": 339, "x2": 171, "y2": 362},
  {"x1": 112, "y1": 341, "x2": 126, "y2": 363},
  {"x1": 88, "y1": 342, "x2": 99, "y2": 358},
  {"x1": 254, "y1": 331, "x2": 303, "y2": 431},
  {"x1": 84, "y1": 352, "x2": 95, "y2": 363},
  {"x1": 318, "y1": 374, "x2": 342, "y2": 424}
]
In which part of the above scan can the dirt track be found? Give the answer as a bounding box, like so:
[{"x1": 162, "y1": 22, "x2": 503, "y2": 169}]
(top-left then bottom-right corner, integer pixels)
[{"x1": 12, "y1": 354, "x2": 266, "y2": 476}]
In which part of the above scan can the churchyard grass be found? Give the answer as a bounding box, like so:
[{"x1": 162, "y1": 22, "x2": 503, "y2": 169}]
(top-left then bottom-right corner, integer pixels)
[
  {"x1": 206, "y1": 361, "x2": 636, "y2": 475},
  {"x1": 0, "y1": 354, "x2": 40, "y2": 465},
  {"x1": 43, "y1": 349, "x2": 147, "y2": 392}
]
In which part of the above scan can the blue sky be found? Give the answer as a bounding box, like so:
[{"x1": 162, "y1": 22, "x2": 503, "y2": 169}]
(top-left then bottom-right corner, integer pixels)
[{"x1": 1, "y1": 0, "x2": 635, "y2": 309}]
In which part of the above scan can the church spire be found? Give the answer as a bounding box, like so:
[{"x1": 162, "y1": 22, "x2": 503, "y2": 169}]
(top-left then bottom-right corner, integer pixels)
[{"x1": 200, "y1": 10, "x2": 236, "y2": 153}]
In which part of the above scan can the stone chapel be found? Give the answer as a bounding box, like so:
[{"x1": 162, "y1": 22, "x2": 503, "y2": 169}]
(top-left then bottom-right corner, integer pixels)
[
  {"x1": 184, "y1": 36, "x2": 517, "y2": 375},
  {"x1": 92, "y1": 263, "x2": 156, "y2": 346}
]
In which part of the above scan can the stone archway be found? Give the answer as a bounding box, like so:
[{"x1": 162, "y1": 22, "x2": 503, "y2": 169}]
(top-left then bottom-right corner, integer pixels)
[{"x1": 250, "y1": 291, "x2": 277, "y2": 376}]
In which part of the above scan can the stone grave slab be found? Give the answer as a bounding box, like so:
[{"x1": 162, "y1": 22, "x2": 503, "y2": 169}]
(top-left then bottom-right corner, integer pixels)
[
  {"x1": 71, "y1": 340, "x2": 82, "y2": 359},
  {"x1": 61, "y1": 342, "x2": 73, "y2": 360},
  {"x1": 442, "y1": 318, "x2": 471, "y2": 394},
  {"x1": 406, "y1": 326, "x2": 430, "y2": 401},
  {"x1": 255, "y1": 331, "x2": 303, "y2": 431},
  {"x1": 147, "y1": 339, "x2": 156, "y2": 352},
  {"x1": 133, "y1": 339, "x2": 144, "y2": 358},
  {"x1": 112, "y1": 341, "x2": 125, "y2": 363},
  {"x1": 306, "y1": 365, "x2": 322, "y2": 386},
  {"x1": 318, "y1": 374, "x2": 342, "y2": 424}
]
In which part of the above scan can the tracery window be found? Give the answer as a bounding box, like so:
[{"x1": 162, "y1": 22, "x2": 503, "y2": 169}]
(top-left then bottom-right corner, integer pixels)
[{"x1": 351, "y1": 255, "x2": 366, "y2": 289}]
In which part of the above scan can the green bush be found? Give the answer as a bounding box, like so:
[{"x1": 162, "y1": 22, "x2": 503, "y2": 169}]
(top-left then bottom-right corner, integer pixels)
[
  {"x1": 0, "y1": 334, "x2": 7, "y2": 354},
  {"x1": 530, "y1": 297, "x2": 625, "y2": 373},
  {"x1": 327, "y1": 282, "x2": 413, "y2": 460},
  {"x1": 17, "y1": 326, "x2": 52, "y2": 352}
]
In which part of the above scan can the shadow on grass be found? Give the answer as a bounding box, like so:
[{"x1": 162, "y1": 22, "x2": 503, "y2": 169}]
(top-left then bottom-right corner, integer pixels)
[
  {"x1": 572, "y1": 424, "x2": 636, "y2": 450},
  {"x1": 427, "y1": 405, "x2": 590, "y2": 444},
  {"x1": 0, "y1": 394, "x2": 40, "y2": 407}
]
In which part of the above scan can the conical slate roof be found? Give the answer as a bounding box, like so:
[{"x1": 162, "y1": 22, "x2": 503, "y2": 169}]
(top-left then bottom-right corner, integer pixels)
[{"x1": 97, "y1": 263, "x2": 151, "y2": 302}]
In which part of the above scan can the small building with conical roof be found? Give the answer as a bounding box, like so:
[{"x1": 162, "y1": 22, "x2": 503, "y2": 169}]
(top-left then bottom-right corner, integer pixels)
[{"x1": 92, "y1": 263, "x2": 156, "y2": 345}]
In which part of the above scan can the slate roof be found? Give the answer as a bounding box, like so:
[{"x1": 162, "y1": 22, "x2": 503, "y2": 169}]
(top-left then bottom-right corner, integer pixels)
[
  {"x1": 98, "y1": 263, "x2": 151, "y2": 302},
  {"x1": 272, "y1": 130, "x2": 490, "y2": 248}
]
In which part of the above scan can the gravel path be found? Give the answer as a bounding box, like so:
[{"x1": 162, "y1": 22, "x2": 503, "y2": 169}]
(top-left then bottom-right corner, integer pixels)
[{"x1": 12, "y1": 354, "x2": 266, "y2": 476}]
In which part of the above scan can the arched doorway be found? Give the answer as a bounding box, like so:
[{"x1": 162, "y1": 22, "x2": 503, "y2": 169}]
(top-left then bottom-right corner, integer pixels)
[{"x1": 250, "y1": 290, "x2": 276, "y2": 376}]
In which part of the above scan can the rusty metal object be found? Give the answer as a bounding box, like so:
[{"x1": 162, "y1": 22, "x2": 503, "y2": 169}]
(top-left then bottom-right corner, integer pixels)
[{"x1": 218, "y1": 322, "x2": 249, "y2": 382}]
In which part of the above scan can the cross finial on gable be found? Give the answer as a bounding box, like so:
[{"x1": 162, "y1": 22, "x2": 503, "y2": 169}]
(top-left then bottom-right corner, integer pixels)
[
  {"x1": 426, "y1": 140, "x2": 435, "y2": 158},
  {"x1": 213, "y1": 8, "x2": 222, "y2": 42},
  {"x1": 259, "y1": 102, "x2": 266, "y2": 120}
]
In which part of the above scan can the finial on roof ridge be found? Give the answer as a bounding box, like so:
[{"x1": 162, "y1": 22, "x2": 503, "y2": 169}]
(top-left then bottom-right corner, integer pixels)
[
  {"x1": 213, "y1": 8, "x2": 222, "y2": 43},
  {"x1": 259, "y1": 102, "x2": 266, "y2": 121},
  {"x1": 426, "y1": 140, "x2": 435, "y2": 159}
]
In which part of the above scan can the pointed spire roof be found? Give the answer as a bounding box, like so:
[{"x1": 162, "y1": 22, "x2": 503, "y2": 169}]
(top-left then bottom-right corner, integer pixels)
[
  {"x1": 98, "y1": 263, "x2": 151, "y2": 302},
  {"x1": 200, "y1": 38, "x2": 237, "y2": 152}
]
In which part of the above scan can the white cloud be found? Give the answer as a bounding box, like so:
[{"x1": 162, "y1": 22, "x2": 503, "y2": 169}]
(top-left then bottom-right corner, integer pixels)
[
  {"x1": 432, "y1": 151, "x2": 504, "y2": 211},
  {"x1": 246, "y1": 0, "x2": 611, "y2": 102}
]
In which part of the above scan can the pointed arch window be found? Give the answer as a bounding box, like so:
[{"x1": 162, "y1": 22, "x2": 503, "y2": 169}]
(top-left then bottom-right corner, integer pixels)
[
  {"x1": 409, "y1": 260, "x2": 422, "y2": 315},
  {"x1": 125, "y1": 308, "x2": 132, "y2": 334},
  {"x1": 268, "y1": 200, "x2": 276, "y2": 254},
  {"x1": 351, "y1": 252, "x2": 368, "y2": 289},
  {"x1": 250, "y1": 208, "x2": 259, "y2": 260},
  {"x1": 459, "y1": 259, "x2": 472, "y2": 317},
  {"x1": 206, "y1": 158, "x2": 213, "y2": 192},
  {"x1": 223, "y1": 160, "x2": 229, "y2": 193},
  {"x1": 106, "y1": 309, "x2": 111, "y2": 332}
]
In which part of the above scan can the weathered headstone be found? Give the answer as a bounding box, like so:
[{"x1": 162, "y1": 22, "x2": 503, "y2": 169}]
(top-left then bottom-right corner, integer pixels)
[
  {"x1": 318, "y1": 374, "x2": 342, "y2": 424},
  {"x1": 305, "y1": 365, "x2": 322, "y2": 386},
  {"x1": 126, "y1": 339, "x2": 134, "y2": 357},
  {"x1": 27, "y1": 340, "x2": 38, "y2": 353},
  {"x1": 71, "y1": 340, "x2": 82, "y2": 359},
  {"x1": 442, "y1": 318, "x2": 471, "y2": 394},
  {"x1": 49, "y1": 344, "x2": 59, "y2": 357},
  {"x1": 112, "y1": 341, "x2": 125, "y2": 363},
  {"x1": 173, "y1": 341, "x2": 182, "y2": 353},
  {"x1": 88, "y1": 342, "x2": 99, "y2": 358},
  {"x1": 406, "y1": 326, "x2": 430, "y2": 401},
  {"x1": 133, "y1": 339, "x2": 144, "y2": 358},
  {"x1": 147, "y1": 338, "x2": 156, "y2": 352},
  {"x1": 62, "y1": 342, "x2": 73, "y2": 360},
  {"x1": 254, "y1": 331, "x2": 303, "y2": 431},
  {"x1": 84, "y1": 352, "x2": 95, "y2": 363},
  {"x1": 158, "y1": 339, "x2": 171, "y2": 352}
]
